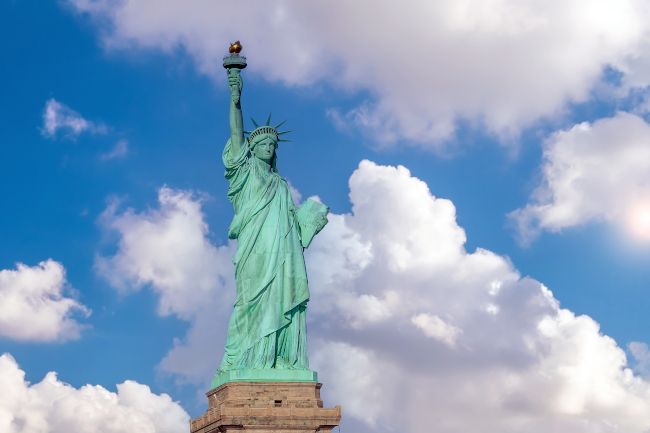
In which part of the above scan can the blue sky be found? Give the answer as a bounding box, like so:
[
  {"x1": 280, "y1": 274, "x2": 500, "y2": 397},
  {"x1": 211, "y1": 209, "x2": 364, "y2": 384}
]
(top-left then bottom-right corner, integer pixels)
[{"x1": 2, "y1": 1, "x2": 650, "y2": 432}]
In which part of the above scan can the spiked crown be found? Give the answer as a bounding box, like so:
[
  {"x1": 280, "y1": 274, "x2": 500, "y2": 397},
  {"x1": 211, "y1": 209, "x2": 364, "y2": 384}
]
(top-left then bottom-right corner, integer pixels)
[{"x1": 246, "y1": 113, "x2": 290, "y2": 145}]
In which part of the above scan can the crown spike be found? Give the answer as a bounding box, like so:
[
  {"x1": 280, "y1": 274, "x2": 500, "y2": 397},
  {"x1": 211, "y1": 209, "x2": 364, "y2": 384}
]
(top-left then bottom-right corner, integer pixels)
[
  {"x1": 250, "y1": 117, "x2": 259, "y2": 128},
  {"x1": 278, "y1": 130, "x2": 292, "y2": 135},
  {"x1": 274, "y1": 120, "x2": 287, "y2": 129},
  {"x1": 265, "y1": 113, "x2": 272, "y2": 126}
]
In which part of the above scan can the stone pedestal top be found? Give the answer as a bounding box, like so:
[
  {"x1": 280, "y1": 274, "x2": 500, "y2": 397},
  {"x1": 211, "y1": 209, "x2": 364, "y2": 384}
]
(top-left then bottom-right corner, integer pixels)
[{"x1": 190, "y1": 382, "x2": 341, "y2": 433}]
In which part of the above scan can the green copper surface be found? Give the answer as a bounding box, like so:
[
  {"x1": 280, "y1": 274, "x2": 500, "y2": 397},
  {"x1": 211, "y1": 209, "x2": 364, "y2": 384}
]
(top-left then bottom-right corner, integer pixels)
[
  {"x1": 212, "y1": 369, "x2": 318, "y2": 389},
  {"x1": 213, "y1": 46, "x2": 328, "y2": 388}
]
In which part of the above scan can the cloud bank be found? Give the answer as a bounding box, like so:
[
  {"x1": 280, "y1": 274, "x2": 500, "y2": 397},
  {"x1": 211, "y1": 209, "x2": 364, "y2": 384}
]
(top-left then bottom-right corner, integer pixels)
[
  {"x1": 0, "y1": 353, "x2": 188, "y2": 433},
  {"x1": 66, "y1": 0, "x2": 650, "y2": 149},
  {"x1": 0, "y1": 260, "x2": 89, "y2": 342},
  {"x1": 306, "y1": 161, "x2": 650, "y2": 432},
  {"x1": 97, "y1": 160, "x2": 650, "y2": 432}
]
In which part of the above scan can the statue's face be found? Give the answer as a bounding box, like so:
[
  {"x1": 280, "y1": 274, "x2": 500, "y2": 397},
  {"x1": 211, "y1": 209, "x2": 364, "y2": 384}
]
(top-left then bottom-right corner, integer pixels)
[{"x1": 251, "y1": 135, "x2": 277, "y2": 164}]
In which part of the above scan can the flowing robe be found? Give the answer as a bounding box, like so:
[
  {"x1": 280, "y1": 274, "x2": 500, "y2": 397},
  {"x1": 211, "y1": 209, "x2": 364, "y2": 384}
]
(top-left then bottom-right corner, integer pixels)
[{"x1": 219, "y1": 139, "x2": 309, "y2": 371}]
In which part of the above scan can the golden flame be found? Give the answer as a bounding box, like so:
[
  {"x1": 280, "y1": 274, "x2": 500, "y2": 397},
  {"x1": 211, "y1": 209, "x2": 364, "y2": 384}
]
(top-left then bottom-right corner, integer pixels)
[{"x1": 229, "y1": 41, "x2": 242, "y2": 54}]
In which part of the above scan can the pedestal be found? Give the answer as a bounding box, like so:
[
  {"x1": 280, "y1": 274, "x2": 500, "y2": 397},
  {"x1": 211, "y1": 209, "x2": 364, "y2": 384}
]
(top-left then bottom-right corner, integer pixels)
[{"x1": 190, "y1": 382, "x2": 341, "y2": 433}]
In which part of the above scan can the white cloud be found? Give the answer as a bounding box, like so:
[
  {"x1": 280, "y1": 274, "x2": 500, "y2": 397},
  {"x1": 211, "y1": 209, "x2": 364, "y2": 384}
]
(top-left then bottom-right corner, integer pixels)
[
  {"x1": 97, "y1": 161, "x2": 650, "y2": 432},
  {"x1": 305, "y1": 161, "x2": 650, "y2": 432},
  {"x1": 42, "y1": 98, "x2": 107, "y2": 139},
  {"x1": 67, "y1": 0, "x2": 650, "y2": 149},
  {"x1": 96, "y1": 187, "x2": 232, "y2": 318},
  {"x1": 510, "y1": 112, "x2": 650, "y2": 243},
  {"x1": 96, "y1": 187, "x2": 235, "y2": 384},
  {"x1": 0, "y1": 260, "x2": 90, "y2": 342},
  {"x1": 100, "y1": 139, "x2": 129, "y2": 160},
  {"x1": 0, "y1": 353, "x2": 188, "y2": 433}
]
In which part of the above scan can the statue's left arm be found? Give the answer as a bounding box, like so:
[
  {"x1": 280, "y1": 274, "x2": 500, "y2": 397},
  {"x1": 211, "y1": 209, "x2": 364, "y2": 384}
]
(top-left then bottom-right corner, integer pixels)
[{"x1": 295, "y1": 199, "x2": 329, "y2": 248}]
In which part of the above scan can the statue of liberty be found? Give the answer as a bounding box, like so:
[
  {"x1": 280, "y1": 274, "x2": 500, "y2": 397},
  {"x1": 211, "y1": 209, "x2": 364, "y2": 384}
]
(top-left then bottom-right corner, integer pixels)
[{"x1": 212, "y1": 43, "x2": 328, "y2": 388}]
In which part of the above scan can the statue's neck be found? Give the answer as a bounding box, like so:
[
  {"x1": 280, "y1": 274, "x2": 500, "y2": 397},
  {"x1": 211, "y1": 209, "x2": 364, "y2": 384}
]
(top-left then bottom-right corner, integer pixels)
[{"x1": 253, "y1": 155, "x2": 273, "y2": 171}]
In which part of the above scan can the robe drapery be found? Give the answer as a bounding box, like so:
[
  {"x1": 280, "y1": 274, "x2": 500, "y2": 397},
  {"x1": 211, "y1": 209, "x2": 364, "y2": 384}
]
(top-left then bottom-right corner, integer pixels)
[{"x1": 219, "y1": 139, "x2": 310, "y2": 371}]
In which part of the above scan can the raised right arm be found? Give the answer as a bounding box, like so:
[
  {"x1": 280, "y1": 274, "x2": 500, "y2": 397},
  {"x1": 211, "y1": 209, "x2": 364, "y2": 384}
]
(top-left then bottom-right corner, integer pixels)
[{"x1": 227, "y1": 68, "x2": 245, "y2": 156}]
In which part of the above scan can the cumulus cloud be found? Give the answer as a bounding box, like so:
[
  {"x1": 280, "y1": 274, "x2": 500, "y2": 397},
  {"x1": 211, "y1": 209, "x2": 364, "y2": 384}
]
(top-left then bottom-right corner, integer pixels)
[
  {"x1": 96, "y1": 187, "x2": 235, "y2": 384},
  {"x1": 305, "y1": 161, "x2": 650, "y2": 432},
  {"x1": 510, "y1": 112, "x2": 650, "y2": 243},
  {"x1": 0, "y1": 353, "x2": 188, "y2": 433},
  {"x1": 96, "y1": 160, "x2": 650, "y2": 432},
  {"x1": 42, "y1": 98, "x2": 107, "y2": 139},
  {"x1": 66, "y1": 0, "x2": 650, "y2": 149},
  {"x1": 0, "y1": 260, "x2": 90, "y2": 342}
]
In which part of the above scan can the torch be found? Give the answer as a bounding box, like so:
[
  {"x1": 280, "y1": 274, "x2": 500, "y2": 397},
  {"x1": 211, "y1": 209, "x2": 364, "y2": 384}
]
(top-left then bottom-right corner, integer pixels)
[{"x1": 223, "y1": 41, "x2": 247, "y2": 104}]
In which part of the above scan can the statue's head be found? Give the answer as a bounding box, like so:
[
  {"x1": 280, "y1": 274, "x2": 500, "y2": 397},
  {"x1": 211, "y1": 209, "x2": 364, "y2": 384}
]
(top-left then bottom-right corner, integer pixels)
[
  {"x1": 247, "y1": 116, "x2": 289, "y2": 169},
  {"x1": 249, "y1": 131, "x2": 278, "y2": 164}
]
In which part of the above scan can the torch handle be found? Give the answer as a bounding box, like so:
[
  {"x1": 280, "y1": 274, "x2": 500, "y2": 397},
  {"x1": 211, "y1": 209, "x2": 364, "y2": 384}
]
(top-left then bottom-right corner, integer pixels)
[{"x1": 227, "y1": 68, "x2": 242, "y2": 104}]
